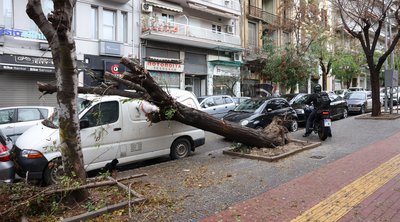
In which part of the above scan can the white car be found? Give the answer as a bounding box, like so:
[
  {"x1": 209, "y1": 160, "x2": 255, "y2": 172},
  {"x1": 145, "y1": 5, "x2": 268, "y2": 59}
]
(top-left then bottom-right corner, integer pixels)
[
  {"x1": 0, "y1": 106, "x2": 55, "y2": 143},
  {"x1": 198, "y1": 95, "x2": 237, "y2": 119}
]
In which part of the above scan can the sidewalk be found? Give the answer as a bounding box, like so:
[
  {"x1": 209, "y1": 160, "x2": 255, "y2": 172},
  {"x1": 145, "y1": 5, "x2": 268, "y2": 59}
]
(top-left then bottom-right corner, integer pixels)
[{"x1": 201, "y1": 130, "x2": 400, "y2": 222}]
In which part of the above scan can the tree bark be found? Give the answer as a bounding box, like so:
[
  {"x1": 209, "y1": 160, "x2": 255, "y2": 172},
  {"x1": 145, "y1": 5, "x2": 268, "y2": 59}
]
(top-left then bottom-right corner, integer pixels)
[{"x1": 27, "y1": 0, "x2": 87, "y2": 199}]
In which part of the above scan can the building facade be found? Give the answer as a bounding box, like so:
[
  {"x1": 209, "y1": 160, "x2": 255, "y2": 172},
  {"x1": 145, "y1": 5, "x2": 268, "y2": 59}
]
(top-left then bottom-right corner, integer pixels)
[
  {"x1": 139, "y1": 0, "x2": 243, "y2": 97},
  {"x1": 0, "y1": 0, "x2": 138, "y2": 107}
]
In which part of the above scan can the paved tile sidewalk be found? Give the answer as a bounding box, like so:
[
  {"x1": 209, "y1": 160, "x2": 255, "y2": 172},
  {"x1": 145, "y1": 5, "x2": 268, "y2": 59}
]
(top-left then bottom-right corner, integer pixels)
[{"x1": 201, "y1": 131, "x2": 400, "y2": 222}]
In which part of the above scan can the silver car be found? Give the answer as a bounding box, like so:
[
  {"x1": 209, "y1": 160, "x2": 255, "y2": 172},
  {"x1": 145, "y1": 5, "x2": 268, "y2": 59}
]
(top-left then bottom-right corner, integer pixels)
[
  {"x1": 0, "y1": 129, "x2": 14, "y2": 183},
  {"x1": 0, "y1": 106, "x2": 55, "y2": 143},
  {"x1": 198, "y1": 95, "x2": 237, "y2": 119}
]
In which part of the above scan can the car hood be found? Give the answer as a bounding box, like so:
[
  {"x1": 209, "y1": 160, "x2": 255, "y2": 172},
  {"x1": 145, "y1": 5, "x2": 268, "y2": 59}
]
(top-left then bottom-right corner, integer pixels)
[
  {"x1": 223, "y1": 111, "x2": 255, "y2": 123},
  {"x1": 15, "y1": 122, "x2": 60, "y2": 155},
  {"x1": 346, "y1": 99, "x2": 365, "y2": 105}
]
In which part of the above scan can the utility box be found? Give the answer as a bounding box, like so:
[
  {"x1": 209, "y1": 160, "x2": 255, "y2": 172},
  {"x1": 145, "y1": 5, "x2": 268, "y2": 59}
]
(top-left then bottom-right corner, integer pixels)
[{"x1": 385, "y1": 69, "x2": 399, "y2": 87}]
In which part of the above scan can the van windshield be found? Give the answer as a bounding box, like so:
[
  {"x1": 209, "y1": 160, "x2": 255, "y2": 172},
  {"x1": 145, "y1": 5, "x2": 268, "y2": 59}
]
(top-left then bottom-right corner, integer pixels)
[{"x1": 42, "y1": 98, "x2": 92, "y2": 129}]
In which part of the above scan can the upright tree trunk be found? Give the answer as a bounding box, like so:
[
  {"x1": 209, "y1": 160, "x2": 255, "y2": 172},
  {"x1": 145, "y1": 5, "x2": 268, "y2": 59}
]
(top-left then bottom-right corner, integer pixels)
[
  {"x1": 370, "y1": 69, "x2": 381, "y2": 116},
  {"x1": 27, "y1": 0, "x2": 87, "y2": 197}
]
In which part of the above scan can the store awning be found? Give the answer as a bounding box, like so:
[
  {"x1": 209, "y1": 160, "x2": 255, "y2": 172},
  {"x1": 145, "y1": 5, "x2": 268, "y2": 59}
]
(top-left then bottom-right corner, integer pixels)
[
  {"x1": 209, "y1": 60, "x2": 242, "y2": 67},
  {"x1": 146, "y1": 0, "x2": 183, "y2": 13}
]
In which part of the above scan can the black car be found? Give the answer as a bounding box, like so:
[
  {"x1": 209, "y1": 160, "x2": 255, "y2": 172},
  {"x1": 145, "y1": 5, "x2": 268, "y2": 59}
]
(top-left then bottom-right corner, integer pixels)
[
  {"x1": 284, "y1": 92, "x2": 348, "y2": 123},
  {"x1": 222, "y1": 97, "x2": 298, "y2": 132}
]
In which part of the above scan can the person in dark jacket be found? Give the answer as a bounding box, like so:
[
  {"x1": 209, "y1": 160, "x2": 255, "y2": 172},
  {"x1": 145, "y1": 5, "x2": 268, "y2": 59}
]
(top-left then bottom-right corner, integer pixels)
[{"x1": 303, "y1": 84, "x2": 331, "y2": 137}]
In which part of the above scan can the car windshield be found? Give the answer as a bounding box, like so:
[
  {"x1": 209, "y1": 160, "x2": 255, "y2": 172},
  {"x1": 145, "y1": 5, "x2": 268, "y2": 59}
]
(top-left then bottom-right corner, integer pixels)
[
  {"x1": 290, "y1": 94, "x2": 308, "y2": 105},
  {"x1": 234, "y1": 99, "x2": 265, "y2": 112},
  {"x1": 335, "y1": 90, "x2": 344, "y2": 94},
  {"x1": 345, "y1": 92, "x2": 366, "y2": 100},
  {"x1": 42, "y1": 98, "x2": 92, "y2": 129}
]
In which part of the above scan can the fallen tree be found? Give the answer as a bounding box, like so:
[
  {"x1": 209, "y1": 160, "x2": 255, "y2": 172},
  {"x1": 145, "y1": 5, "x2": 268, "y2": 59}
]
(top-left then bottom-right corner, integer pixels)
[{"x1": 39, "y1": 57, "x2": 293, "y2": 148}]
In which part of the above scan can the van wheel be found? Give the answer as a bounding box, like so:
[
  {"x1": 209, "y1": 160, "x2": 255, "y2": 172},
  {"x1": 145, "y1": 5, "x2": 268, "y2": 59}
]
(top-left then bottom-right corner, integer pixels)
[
  {"x1": 170, "y1": 138, "x2": 191, "y2": 160},
  {"x1": 43, "y1": 158, "x2": 64, "y2": 186}
]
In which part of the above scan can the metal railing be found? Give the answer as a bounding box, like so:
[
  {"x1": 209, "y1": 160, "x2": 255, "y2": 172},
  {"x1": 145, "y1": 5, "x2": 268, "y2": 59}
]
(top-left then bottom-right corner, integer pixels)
[
  {"x1": 142, "y1": 20, "x2": 241, "y2": 45},
  {"x1": 248, "y1": 5, "x2": 280, "y2": 26}
]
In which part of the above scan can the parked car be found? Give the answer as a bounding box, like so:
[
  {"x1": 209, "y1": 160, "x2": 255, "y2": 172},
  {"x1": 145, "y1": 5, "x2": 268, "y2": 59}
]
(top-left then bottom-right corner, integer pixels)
[
  {"x1": 283, "y1": 92, "x2": 348, "y2": 123},
  {"x1": 348, "y1": 87, "x2": 365, "y2": 91},
  {"x1": 0, "y1": 106, "x2": 55, "y2": 143},
  {"x1": 13, "y1": 89, "x2": 205, "y2": 185},
  {"x1": 198, "y1": 95, "x2": 236, "y2": 119},
  {"x1": 222, "y1": 97, "x2": 298, "y2": 132},
  {"x1": 380, "y1": 87, "x2": 399, "y2": 106},
  {"x1": 0, "y1": 129, "x2": 15, "y2": 183},
  {"x1": 345, "y1": 91, "x2": 372, "y2": 114},
  {"x1": 232, "y1": 97, "x2": 251, "y2": 106},
  {"x1": 334, "y1": 89, "x2": 350, "y2": 98}
]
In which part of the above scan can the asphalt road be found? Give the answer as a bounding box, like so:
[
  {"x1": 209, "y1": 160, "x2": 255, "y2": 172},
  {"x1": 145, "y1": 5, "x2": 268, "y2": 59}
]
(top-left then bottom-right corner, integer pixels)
[{"x1": 117, "y1": 113, "x2": 400, "y2": 221}]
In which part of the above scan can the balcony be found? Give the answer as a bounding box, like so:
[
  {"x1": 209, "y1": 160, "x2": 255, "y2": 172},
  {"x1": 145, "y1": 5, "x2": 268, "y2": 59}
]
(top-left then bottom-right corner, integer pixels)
[
  {"x1": 244, "y1": 46, "x2": 268, "y2": 61},
  {"x1": 248, "y1": 5, "x2": 280, "y2": 26},
  {"x1": 185, "y1": 0, "x2": 241, "y2": 16},
  {"x1": 141, "y1": 19, "x2": 241, "y2": 50}
]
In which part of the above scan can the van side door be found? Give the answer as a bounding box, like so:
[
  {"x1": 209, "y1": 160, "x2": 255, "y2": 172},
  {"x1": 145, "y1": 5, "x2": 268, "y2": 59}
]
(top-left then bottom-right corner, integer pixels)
[{"x1": 80, "y1": 101, "x2": 122, "y2": 169}]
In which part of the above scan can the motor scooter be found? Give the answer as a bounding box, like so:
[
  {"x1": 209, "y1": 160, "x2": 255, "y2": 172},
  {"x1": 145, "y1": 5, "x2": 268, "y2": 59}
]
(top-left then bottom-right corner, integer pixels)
[{"x1": 304, "y1": 105, "x2": 332, "y2": 141}]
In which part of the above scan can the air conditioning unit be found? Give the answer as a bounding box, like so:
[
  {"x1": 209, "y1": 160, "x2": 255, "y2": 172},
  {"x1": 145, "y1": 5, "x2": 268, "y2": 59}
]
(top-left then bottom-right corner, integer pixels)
[
  {"x1": 224, "y1": 0, "x2": 231, "y2": 6},
  {"x1": 233, "y1": 52, "x2": 242, "y2": 62},
  {"x1": 226, "y1": 25, "x2": 234, "y2": 34},
  {"x1": 141, "y1": 3, "x2": 153, "y2": 13},
  {"x1": 39, "y1": 43, "x2": 51, "y2": 51}
]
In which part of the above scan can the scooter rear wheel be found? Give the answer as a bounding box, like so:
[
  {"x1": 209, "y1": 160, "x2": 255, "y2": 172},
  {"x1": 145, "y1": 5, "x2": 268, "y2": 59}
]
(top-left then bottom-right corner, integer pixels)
[{"x1": 318, "y1": 126, "x2": 329, "y2": 141}]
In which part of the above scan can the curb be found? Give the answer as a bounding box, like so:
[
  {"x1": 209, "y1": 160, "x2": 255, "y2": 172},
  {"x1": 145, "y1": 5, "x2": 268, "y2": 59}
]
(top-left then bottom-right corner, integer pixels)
[
  {"x1": 355, "y1": 113, "x2": 400, "y2": 120},
  {"x1": 222, "y1": 139, "x2": 321, "y2": 162}
]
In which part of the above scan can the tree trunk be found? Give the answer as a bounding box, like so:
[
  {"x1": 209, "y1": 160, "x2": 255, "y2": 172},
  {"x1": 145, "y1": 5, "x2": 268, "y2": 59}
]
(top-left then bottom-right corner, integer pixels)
[
  {"x1": 27, "y1": 0, "x2": 87, "y2": 199},
  {"x1": 370, "y1": 69, "x2": 381, "y2": 116},
  {"x1": 118, "y1": 57, "x2": 286, "y2": 148}
]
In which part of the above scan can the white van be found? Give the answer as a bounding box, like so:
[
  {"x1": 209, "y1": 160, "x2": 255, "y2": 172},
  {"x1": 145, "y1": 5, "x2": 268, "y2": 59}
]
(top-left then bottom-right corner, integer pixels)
[{"x1": 13, "y1": 89, "x2": 205, "y2": 184}]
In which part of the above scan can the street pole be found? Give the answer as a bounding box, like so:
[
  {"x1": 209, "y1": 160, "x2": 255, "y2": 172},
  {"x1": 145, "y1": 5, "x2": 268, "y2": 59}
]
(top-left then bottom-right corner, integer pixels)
[{"x1": 384, "y1": 17, "x2": 388, "y2": 113}]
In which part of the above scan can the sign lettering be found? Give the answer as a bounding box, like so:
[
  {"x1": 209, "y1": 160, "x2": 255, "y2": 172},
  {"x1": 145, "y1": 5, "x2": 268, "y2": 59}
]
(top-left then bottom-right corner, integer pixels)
[
  {"x1": 145, "y1": 61, "x2": 184, "y2": 72},
  {"x1": 0, "y1": 28, "x2": 46, "y2": 41}
]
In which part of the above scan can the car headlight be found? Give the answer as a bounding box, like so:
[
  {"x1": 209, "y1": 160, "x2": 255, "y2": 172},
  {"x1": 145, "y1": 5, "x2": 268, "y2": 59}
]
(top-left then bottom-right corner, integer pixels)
[
  {"x1": 240, "y1": 120, "x2": 249, "y2": 126},
  {"x1": 22, "y1": 150, "x2": 44, "y2": 159},
  {"x1": 295, "y1": 109, "x2": 305, "y2": 114}
]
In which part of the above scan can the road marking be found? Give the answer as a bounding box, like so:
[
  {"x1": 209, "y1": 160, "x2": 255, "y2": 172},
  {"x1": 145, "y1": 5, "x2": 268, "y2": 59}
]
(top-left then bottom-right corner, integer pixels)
[{"x1": 291, "y1": 153, "x2": 400, "y2": 222}]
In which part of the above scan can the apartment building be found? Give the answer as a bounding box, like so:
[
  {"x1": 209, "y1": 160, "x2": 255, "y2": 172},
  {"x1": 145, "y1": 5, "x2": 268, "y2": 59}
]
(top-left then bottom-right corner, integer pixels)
[
  {"x1": 0, "y1": 0, "x2": 137, "y2": 107},
  {"x1": 241, "y1": 0, "x2": 294, "y2": 96},
  {"x1": 139, "y1": 0, "x2": 242, "y2": 97}
]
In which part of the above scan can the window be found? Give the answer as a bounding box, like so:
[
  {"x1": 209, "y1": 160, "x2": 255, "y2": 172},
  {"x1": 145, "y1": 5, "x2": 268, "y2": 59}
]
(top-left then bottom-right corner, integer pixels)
[
  {"x1": 266, "y1": 100, "x2": 280, "y2": 111},
  {"x1": 42, "y1": 0, "x2": 53, "y2": 17},
  {"x1": 17, "y1": 109, "x2": 42, "y2": 122},
  {"x1": 122, "y1": 12, "x2": 128, "y2": 43},
  {"x1": 103, "y1": 9, "x2": 116, "y2": 40},
  {"x1": 0, "y1": 109, "x2": 15, "y2": 124},
  {"x1": 3, "y1": 0, "x2": 13, "y2": 28},
  {"x1": 82, "y1": 101, "x2": 119, "y2": 128},
  {"x1": 214, "y1": 97, "x2": 224, "y2": 105},
  {"x1": 212, "y1": 24, "x2": 222, "y2": 33},
  {"x1": 90, "y1": 6, "x2": 98, "y2": 39},
  {"x1": 248, "y1": 22, "x2": 257, "y2": 48},
  {"x1": 162, "y1": 13, "x2": 174, "y2": 25}
]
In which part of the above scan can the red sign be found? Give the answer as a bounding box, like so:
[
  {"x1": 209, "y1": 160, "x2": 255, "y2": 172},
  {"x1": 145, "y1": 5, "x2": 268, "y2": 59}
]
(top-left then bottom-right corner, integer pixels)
[{"x1": 104, "y1": 61, "x2": 126, "y2": 75}]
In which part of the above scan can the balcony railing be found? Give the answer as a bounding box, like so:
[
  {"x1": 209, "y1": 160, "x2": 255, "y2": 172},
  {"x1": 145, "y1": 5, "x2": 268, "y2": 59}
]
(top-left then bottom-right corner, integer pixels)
[
  {"x1": 142, "y1": 20, "x2": 241, "y2": 46},
  {"x1": 248, "y1": 5, "x2": 280, "y2": 26}
]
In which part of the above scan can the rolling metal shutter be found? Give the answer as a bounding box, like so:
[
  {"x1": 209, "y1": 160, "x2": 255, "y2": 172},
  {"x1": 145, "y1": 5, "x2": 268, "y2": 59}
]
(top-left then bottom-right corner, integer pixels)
[{"x1": 0, "y1": 72, "x2": 58, "y2": 108}]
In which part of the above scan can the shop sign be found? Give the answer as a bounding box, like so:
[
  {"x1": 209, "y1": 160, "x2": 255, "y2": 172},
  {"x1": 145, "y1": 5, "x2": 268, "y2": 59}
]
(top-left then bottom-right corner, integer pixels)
[
  {"x1": 0, "y1": 54, "x2": 54, "y2": 73},
  {"x1": 0, "y1": 28, "x2": 46, "y2": 41},
  {"x1": 214, "y1": 65, "x2": 240, "y2": 76},
  {"x1": 145, "y1": 61, "x2": 184, "y2": 72},
  {"x1": 104, "y1": 61, "x2": 126, "y2": 75}
]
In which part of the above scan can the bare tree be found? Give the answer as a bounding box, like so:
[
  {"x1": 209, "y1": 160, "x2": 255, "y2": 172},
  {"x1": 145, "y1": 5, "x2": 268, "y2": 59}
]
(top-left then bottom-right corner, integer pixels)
[
  {"x1": 332, "y1": 0, "x2": 400, "y2": 116},
  {"x1": 26, "y1": 0, "x2": 87, "y2": 195}
]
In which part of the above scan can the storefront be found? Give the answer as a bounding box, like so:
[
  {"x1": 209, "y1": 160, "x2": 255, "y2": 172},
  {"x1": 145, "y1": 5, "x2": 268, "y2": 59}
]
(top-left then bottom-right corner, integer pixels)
[
  {"x1": 184, "y1": 52, "x2": 207, "y2": 97},
  {"x1": 144, "y1": 60, "x2": 182, "y2": 88},
  {"x1": 83, "y1": 54, "x2": 127, "y2": 88},
  {"x1": 209, "y1": 61, "x2": 241, "y2": 96},
  {"x1": 0, "y1": 54, "x2": 57, "y2": 107}
]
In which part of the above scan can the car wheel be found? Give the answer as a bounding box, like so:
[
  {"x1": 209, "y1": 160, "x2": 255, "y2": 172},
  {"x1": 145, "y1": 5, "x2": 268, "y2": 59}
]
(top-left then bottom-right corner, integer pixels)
[
  {"x1": 360, "y1": 105, "x2": 366, "y2": 114},
  {"x1": 170, "y1": 138, "x2": 191, "y2": 160},
  {"x1": 43, "y1": 158, "x2": 64, "y2": 186},
  {"x1": 342, "y1": 108, "x2": 348, "y2": 119},
  {"x1": 289, "y1": 120, "x2": 298, "y2": 132}
]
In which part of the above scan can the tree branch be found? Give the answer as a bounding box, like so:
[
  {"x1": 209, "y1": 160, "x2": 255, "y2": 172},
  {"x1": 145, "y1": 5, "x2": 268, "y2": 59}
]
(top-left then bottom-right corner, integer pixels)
[{"x1": 26, "y1": 0, "x2": 56, "y2": 43}]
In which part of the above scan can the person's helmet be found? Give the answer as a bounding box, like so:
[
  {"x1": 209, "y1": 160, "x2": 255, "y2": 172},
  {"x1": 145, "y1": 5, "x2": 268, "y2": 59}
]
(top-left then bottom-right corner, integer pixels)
[{"x1": 313, "y1": 84, "x2": 322, "y2": 93}]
